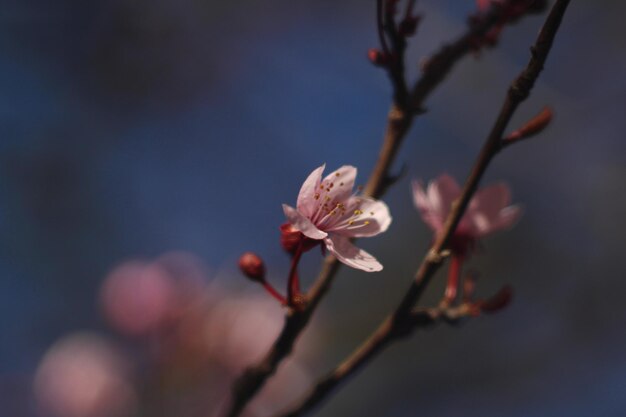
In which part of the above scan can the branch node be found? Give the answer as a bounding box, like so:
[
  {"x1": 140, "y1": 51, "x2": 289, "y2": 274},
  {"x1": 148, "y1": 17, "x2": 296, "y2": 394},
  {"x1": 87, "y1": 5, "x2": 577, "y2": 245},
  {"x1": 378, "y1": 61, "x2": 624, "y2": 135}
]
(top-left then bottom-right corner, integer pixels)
[{"x1": 426, "y1": 249, "x2": 448, "y2": 264}]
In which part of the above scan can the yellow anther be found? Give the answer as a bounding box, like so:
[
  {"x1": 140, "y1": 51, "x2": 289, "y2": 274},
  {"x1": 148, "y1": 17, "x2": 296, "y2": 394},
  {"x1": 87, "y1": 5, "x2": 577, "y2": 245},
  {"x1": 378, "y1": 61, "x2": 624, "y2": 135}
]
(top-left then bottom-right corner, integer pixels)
[
  {"x1": 335, "y1": 172, "x2": 341, "y2": 176},
  {"x1": 354, "y1": 209, "x2": 363, "y2": 215},
  {"x1": 348, "y1": 220, "x2": 355, "y2": 225},
  {"x1": 364, "y1": 221, "x2": 370, "y2": 225}
]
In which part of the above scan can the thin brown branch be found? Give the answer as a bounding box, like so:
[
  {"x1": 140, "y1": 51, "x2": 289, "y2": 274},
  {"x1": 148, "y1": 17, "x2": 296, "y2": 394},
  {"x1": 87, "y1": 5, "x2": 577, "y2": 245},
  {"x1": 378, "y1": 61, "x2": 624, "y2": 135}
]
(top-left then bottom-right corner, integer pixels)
[
  {"x1": 366, "y1": 1, "x2": 523, "y2": 199},
  {"x1": 274, "y1": 1, "x2": 571, "y2": 415},
  {"x1": 376, "y1": 0, "x2": 391, "y2": 57},
  {"x1": 222, "y1": 3, "x2": 547, "y2": 416},
  {"x1": 382, "y1": 0, "x2": 410, "y2": 106}
]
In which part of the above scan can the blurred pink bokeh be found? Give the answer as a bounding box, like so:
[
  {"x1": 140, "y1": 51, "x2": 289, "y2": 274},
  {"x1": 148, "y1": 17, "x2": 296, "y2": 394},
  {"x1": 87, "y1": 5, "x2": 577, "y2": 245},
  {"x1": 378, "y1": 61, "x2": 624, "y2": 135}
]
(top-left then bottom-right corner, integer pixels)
[
  {"x1": 35, "y1": 251, "x2": 316, "y2": 417},
  {"x1": 33, "y1": 333, "x2": 136, "y2": 417}
]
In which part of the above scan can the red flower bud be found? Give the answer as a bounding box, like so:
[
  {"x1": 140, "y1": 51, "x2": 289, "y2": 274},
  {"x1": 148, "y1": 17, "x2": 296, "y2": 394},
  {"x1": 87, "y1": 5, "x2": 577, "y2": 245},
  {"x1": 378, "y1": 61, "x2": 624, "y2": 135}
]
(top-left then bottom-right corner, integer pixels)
[
  {"x1": 367, "y1": 48, "x2": 391, "y2": 67},
  {"x1": 479, "y1": 285, "x2": 513, "y2": 313},
  {"x1": 280, "y1": 223, "x2": 301, "y2": 254},
  {"x1": 505, "y1": 106, "x2": 553, "y2": 142},
  {"x1": 279, "y1": 223, "x2": 320, "y2": 255},
  {"x1": 238, "y1": 252, "x2": 266, "y2": 282}
]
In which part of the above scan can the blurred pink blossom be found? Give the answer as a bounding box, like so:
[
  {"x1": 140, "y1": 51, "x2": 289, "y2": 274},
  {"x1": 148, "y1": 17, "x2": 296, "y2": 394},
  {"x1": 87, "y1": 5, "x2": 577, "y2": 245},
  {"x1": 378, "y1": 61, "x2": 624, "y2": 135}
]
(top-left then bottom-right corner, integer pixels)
[
  {"x1": 100, "y1": 261, "x2": 179, "y2": 336},
  {"x1": 33, "y1": 333, "x2": 136, "y2": 417},
  {"x1": 282, "y1": 164, "x2": 391, "y2": 272},
  {"x1": 412, "y1": 174, "x2": 521, "y2": 244},
  {"x1": 201, "y1": 291, "x2": 315, "y2": 416},
  {"x1": 203, "y1": 293, "x2": 284, "y2": 370},
  {"x1": 99, "y1": 252, "x2": 208, "y2": 337},
  {"x1": 246, "y1": 360, "x2": 311, "y2": 416}
]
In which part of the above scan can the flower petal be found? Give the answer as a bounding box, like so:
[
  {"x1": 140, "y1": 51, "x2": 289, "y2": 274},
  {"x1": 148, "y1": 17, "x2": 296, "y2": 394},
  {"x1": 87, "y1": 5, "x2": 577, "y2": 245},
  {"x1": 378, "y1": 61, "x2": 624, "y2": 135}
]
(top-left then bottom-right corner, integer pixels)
[
  {"x1": 329, "y1": 197, "x2": 392, "y2": 238},
  {"x1": 466, "y1": 183, "x2": 514, "y2": 236},
  {"x1": 319, "y1": 165, "x2": 357, "y2": 205},
  {"x1": 324, "y1": 235, "x2": 383, "y2": 272},
  {"x1": 428, "y1": 174, "x2": 462, "y2": 221},
  {"x1": 412, "y1": 180, "x2": 444, "y2": 233},
  {"x1": 470, "y1": 183, "x2": 511, "y2": 217},
  {"x1": 297, "y1": 164, "x2": 326, "y2": 218},
  {"x1": 485, "y1": 205, "x2": 523, "y2": 235},
  {"x1": 282, "y1": 204, "x2": 328, "y2": 240}
]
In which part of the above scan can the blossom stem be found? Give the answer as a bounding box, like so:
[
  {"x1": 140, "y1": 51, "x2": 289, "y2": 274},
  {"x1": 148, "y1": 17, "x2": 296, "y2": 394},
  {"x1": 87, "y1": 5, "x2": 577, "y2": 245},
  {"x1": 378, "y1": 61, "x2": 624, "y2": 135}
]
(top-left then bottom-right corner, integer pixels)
[
  {"x1": 262, "y1": 281, "x2": 288, "y2": 305},
  {"x1": 287, "y1": 239, "x2": 305, "y2": 306},
  {"x1": 292, "y1": 270, "x2": 301, "y2": 294},
  {"x1": 443, "y1": 254, "x2": 464, "y2": 305}
]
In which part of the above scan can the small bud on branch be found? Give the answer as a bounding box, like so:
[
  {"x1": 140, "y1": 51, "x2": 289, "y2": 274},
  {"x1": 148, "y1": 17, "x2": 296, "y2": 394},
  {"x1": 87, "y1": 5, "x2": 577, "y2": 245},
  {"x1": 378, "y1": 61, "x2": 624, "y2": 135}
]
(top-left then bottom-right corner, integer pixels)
[
  {"x1": 239, "y1": 252, "x2": 266, "y2": 282},
  {"x1": 367, "y1": 48, "x2": 392, "y2": 67},
  {"x1": 239, "y1": 252, "x2": 287, "y2": 305},
  {"x1": 477, "y1": 285, "x2": 514, "y2": 313},
  {"x1": 504, "y1": 106, "x2": 553, "y2": 144}
]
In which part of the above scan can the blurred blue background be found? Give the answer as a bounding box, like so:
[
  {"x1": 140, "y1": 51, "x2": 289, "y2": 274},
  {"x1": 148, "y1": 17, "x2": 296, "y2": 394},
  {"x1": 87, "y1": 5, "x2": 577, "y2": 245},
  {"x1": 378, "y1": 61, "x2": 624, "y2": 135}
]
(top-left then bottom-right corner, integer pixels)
[{"x1": 1, "y1": 0, "x2": 625, "y2": 416}]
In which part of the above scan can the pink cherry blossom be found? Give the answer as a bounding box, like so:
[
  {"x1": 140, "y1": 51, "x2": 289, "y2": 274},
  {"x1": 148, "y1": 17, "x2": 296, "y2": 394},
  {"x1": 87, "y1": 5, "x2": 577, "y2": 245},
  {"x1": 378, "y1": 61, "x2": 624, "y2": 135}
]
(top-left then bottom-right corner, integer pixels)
[
  {"x1": 99, "y1": 252, "x2": 208, "y2": 337},
  {"x1": 282, "y1": 164, "x2": 392, "y2": 272},
  {"x1": 412, "y1": 174, "x2": 521, "y2": 241},
  {"x1": 34, "y1": 333, "x2": 136, "y2": 417}
]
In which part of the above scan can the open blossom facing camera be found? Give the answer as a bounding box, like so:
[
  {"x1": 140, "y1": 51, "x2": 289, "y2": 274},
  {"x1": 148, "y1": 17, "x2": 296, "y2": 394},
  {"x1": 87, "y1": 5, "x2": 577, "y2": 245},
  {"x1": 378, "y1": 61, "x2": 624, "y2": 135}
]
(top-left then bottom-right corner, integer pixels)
[
  {"x1": 282, "y1": 164, "x2": 391, "y2": 272},
  {"x1": 412, "y1": 174, "x2": 521, "y2": 252}
]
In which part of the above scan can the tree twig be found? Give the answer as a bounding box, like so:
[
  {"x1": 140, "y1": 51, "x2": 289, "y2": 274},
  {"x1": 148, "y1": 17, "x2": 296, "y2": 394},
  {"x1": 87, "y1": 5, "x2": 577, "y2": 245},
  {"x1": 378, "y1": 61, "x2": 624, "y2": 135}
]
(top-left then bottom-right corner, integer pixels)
[
  {"x1": 222, "y1": 3, "x2": 546, "y2": 416},
  {"x1": 274, "y1": 1, "x2": 571, "y2": 415}
]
